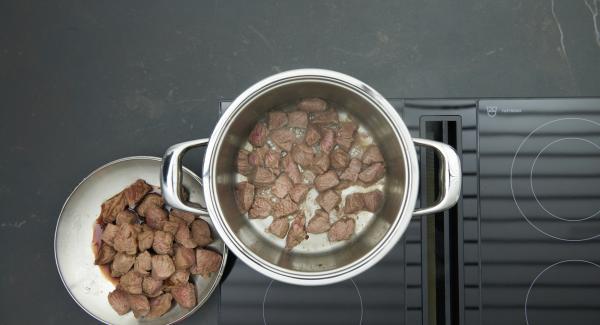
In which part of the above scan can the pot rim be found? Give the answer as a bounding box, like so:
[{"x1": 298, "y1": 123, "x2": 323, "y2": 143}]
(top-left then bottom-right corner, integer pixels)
[{"x1": 203, "y1": 69, "x2": 419, "y2": 285}]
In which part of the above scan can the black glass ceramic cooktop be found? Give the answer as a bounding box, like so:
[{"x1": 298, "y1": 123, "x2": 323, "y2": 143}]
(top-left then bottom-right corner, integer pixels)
[{"x1": 213, "y1": 98, "x2": 600, "y2": 325}]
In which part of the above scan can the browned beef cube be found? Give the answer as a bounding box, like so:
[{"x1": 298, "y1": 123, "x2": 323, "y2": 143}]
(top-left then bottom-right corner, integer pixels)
[
  {"x1": 305, "y1": 124, "x2": 321, "y2": 146},
  {"x1": 267, "y1": 217, "x2": 290, "y2": 238},
  {"x1": 145, "y1": 206, "x2": 168, "y2": 230},
  {"x1": 252, "y1": 167, "x2": 276, "y2": 187},
  {"x1": 175, "y1": 222, "x2": 197, "y2": 249},
  {"x1": 264, "y1": 149, "x2": 280, "y2": 170},
  {"x1": 291, "y1": 143, "x2": 315, "y2": 167},
  {"x1": 330, "y1": 148, "x2": 350, "y2": 169},
  {"x1": 111, "y1": 252, "x2": 135, "y2": 277},
  {"x1": 248, "y1": 146, "x2": 267, "y2": 167},
  {"x1": 108, "y1": 289, "x2": 130, "y2": 315},
  {"x1": 319, "y1": 127, "x2": 336, "y2": 154},
  {"x1": 336, "y1": 121, "x2": 357, "y2": 150},
  {"x1": 124, "y1": 179, "x2": 152, "y2": 209},
  {"x1": 151, "y1": 255, "x2": 175, "y2": 280},
  {"x1": 270, "y1": 128, "x2": 294, "y2": 151},
  {"x1": 289, "y1": 184, "x2": 311, "y2": 203},
  {"x1": 328, "y1": 217, "x2": 355, "y2": 242},
  {"x1": 288, "y1": 111, "x2": 308, "y2": 128},
  {"x1": 127, "y1": 294, "x2": 150, "y2": 318},
  {"x1": 134, "y1": 250, "x2": 152, "y2": 276},
  {"x1": 335, "y1": 180, "x2": 353, "y2": 191},
  {"x1": 298, "y1": 98, "x2": 327, "y2": 112},
  {"x1": 271, "y1": 174, "x2": 293, "y2": 199},
  {"x1": 286, "y1": 213, "x2": 307, "y2": 250},
  {"x1": 312, "y1": 108, "x2": 339, "y2": 125},
  {"x1": 162, "y1": 221, "x2": 179, "y2": 236},
  {"x1": 358, "y1": 162, "x2": 385, "y2": 184},
  {"x1": 170, "y1": 209, "x2": 196, "y2": 225},
  {"x1": 236, "y1": 149, "x2": 253, "y2": 176},
  {"x1": 191, "y1": 219, "x2": 212, "y2": 247},
  {"x1": 306, "y1": 210, "x2": 331, "y2": 234},
  {"x1": 146, "y1": 293, "x2": 173, "y2": 319},
  {"x1": 235, "y1": 181, "x2": 255, "y2": 212},
  {"x1": 344, "y1": 193, "x2": 365, "y2": 214},
  {"x1": 143, "y1": 277, "x2": 163, "y2": 297},
  {"x1": 249, "y1": 122, "x2": 268, "y2": 147},
  {"x1": 138, "y1": 230, "x2": 154, "y2": 251},
  {"x1": 100, "y1": 192, "x2": 127, "y2": 224},
  {"x1": 119, "y1": 270, "x2": 143, "y2": 294},
  {"x1": 362, "y1": 190, "x2": 384, "y2": 212},
  {"x1": 316, "y1": 190, "x2": 341, "y2": 212},
  {"x1": 169, "y1": 269, "x2": 190, "y2": 286},
  {"x1": 172, "y1": 282, "x2": 197, "y2": 309},
  {"x1": 362, "y1": 144, "x2": 384, "y2": 165},
  {"x1": 95, "y1": 243, "x2": 116, "y2": 265},
  {"x1": 314, "y1": 170, "x2": 340, "y2": 192},
  {"x1": 249, "y1": 197, "x2": 272, "y2": 219},
  {"x1": 281, "y1": 155, "x2": 303, "y2": 184},
  {"x1": 340, "y1": 158, "x2": 362, "y2": 182},
  {"x1": 268, "y1": 111, "x2": 288, "y2": 129},
  {"x1": 174, "y1": 245, "x2": 196, "y2": 270},
  {"x1": 114, "y1": 224, "x2": 138, "y2": 255},
  {"x1": 101, "y1": 223, "x2": 119, "y2": 247},
  {"x1": 311, "y1": 152, "x2": 330, "y2": 175},
  {"x1": 115, "y1": 210, "x2": 137, "y2": 225},
  {"x1": 191, "y1": 249, "x2": 222, "y2": 277},
  {"x1": 272, "y1": 196, "x2": 299, "y2": 218},
  {"x1": 152, "y1": 230, "x2": 174, "y2": 255},
  {"x1": 136, "y1": 193, "x2": 164, "y2": 217}
]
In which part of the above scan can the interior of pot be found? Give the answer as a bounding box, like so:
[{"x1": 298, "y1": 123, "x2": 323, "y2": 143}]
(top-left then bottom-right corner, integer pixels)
[{"x1": 212, "y1": 78, "x2": 408, "y2": 273}]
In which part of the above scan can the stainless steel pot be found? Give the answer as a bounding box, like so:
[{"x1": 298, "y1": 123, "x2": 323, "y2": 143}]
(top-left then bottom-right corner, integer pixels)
[{"x1": 161, "y1": 69, "x2": 461, "y2": 285}]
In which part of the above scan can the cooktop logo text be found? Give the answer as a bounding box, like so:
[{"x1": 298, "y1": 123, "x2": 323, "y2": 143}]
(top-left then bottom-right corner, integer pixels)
[{"x1": 486, "y1": 105, "x2": 522, "y2": 117}]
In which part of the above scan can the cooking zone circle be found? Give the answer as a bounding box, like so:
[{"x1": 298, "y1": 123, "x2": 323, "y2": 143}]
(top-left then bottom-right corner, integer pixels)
[
  {"x1": 262, "y1": 279, "x2": 363, "y2": 325},
  {"x1": 511, "y1": 118, "x2": 600, "y2": 241},
  {"x1": 525, "y1": 260, "x2": 600, "y2": 325}
]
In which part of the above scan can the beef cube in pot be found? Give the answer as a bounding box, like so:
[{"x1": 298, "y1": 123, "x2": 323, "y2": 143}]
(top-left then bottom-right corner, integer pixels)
[
  {"x1": 362, "y1": 190, "x2": 384, "y2": 212},
  {"x1": 330, "y1": 148, "x2": 350, "y2": 170},
  {"x1": 134, "y1": 250, "x2": 152, "y2": 276},
  {"x1": 289, "y1": 184, "x2": 311, "y2": 204},
  {"x1": 298, "y1": 98, "x2": 327, "y2": 112},
  {"x1": 314, "y1": 170, "x2": 340, "y2": 192},
  {"x1": 281, "y1": 155, "x2": 303, "y2": 184},
  {"x1": 335, "y1": 180, "x2": 353, "y2": 191},
  {"x1": 191, "y1": 219, "x2": 213, "y2": 247},
  {"x1": 268, "y1": 111, "x2": 288, "y2": 129},
  {"x1": 249, "y1": 197, "x2": 272, "y2": 219},
  {"x1": 136, "y1": 193, "x2": 165, "y2": 217},
  {"x1": 143, "y1": 277, "x2": 163, "y2": 297},
  {"x1": 267, "y1": 217, "x2": 289, "y2": 238},
  {"x1": 124, "y1": 179, "x2": 152, "y2": 209},
  {"x1": 152, "y1": 255, "x2": 175, "y2": 280},
  {"x1": 328, "y1": 217, "x2": 356, "y2": 242},
  {"x1": 339, "y1": 158, "x2": 362, "y2": 182},
  {"x1": 101, "y1": 223, "x2": 119, "y2": 247},
  {"x1": 169, "y1": 269, "x2": 190, "y2": 286},
  {"x1": 307, "y1": 210, "x2": 331, "y2": 234},
  {"x1": 271, "y1": 174, "x2": 293, "y2": 199},
  {"x1": 100, "y1": 192, "x2": 127, "y2": 224},
  {"x1": 270, "y1": 128, "x2": 294, "y2": 152},
  {"x1": 174, "y1": 245, "x2": 196, "y2": 270},
  {"x1": 111, "y1": 252, "x2": 135, "y2": 277},
  {"x1": 336, "y1": 121, "x2": 358, "y2": 150},
  {"x1": 95, "y1": 243, "x2": 116, "y2": 265},
  {"x1": 171, "y1": 282, "x2": 197, "y2": 309},
  {"x1": 286, "y1": 213, "x2": 307, "y2": 250},
  {"x1": 316, "y1": 190, "x2": 341, "y2": 213},
  {"x1": 146, "y1": 293, "x2": 173, "y2": 320},
  {"x1": 116, "y1": 210, "x2": 138, "y2": 225},
  {"x1": 191, "y1": 249, "x2": 222, "y2": 277},
  {"x1": 291, "y1": 143, "x2": 315, "y2": 168},
  {"x1": 249, "y1": 122, "x2": 268, "y2": 147},
  {"x1": 162, "y1": 221, "x2": 179, "y2": 236},
  {"x1": 358, "y1": 162, "x2": 385, "y2": 184},
  {"x1": 248, "y1": 146, "x2": 267, "y2": 167},
  {"x1": 272, "y1": 196, "x2": 299, "y2": 218},
  {"x1": 170, "y1": 208, "x2": 196, "y2": 226},
  {"x1": 264, "y1": 149, "x2": 280, "y2": 170},
  {"x1": 145, "y1": 206, "x2": 168, "y2": 230},
  {"x1": 119, "y1": 270, "x2": 143, "y2": 294},
  {"x1": 236, "y1": 149, "x2": 253, "y2": 176},
  {"x1": 114, "y1": 224, "x2": 138, "y2": 255},
  {"x1": 319, "y1": 127, "x2": 336, "y2": 154},
  {"x1": 310, "y1": 153, "x2": 330, "y2": 175},
  {"x1": 127, "y1": 294, "x2": 150, "y2": 318},
  {"x1": 153, "y1": 230, "x2": 174, "y2": 255},
  {"x1": 288, "y1": 111, "x2": 308, "y2": 128},
  {"x1": 108, "y1": 289, "x2": 130, "y2": 315},
  {"x1": 235, "y1": 181, "x2": 255, "y2": 212},
  {"x1": 175, "y1": 223, "x2": 197, "y2": 249},
  {"x1": 138, "y1": 230, "x2": 154, "y2": 252},
  {"x1": 362, "y1": 145, "x2": 384, "y2": 165},
  {"x1": 312, "y1": 108, "x2": 339, "y2": 125},
  {"x1": 305, "y1": 124, "x2": 321, "y2": 146},
  {"x1": 252, "y1": 167, "x2": 276, "y2": 187},
  {"x1": 344, "y1": 193, "x2": 365, "y2": 214}
]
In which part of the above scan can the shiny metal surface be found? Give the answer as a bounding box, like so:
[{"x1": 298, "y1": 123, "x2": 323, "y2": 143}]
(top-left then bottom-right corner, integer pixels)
[
  {"x1": 162, "y1": 69, "x2": 461, "y2": 285},
  {"x1": 54, "y1": 156, "x2": 227, "y2": 324}
]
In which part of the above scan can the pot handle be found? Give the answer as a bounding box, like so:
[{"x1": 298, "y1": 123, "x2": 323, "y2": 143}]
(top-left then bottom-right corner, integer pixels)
[
  {"x1": 412, "y1": 138, "x2": 462, "y2": 216},
  {"x1": 161, "y1": 138, "x2": 209, "y2": 215}
]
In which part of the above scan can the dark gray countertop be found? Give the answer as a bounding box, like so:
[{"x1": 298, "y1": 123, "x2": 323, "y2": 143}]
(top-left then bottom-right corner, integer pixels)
[{"x1": 1, "y1": 0, "x2": 599, "y2": 324}]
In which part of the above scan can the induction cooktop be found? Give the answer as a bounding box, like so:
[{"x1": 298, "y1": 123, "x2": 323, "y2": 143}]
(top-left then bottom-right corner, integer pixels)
[{"x1": 211, "y1": 98, "x2": 600, "y2": 325}]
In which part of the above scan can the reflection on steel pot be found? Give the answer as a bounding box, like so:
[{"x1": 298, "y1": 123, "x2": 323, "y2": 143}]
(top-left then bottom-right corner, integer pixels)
[{"x1": 161, "y1": 69, "x2": 461, "y2": 286}]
